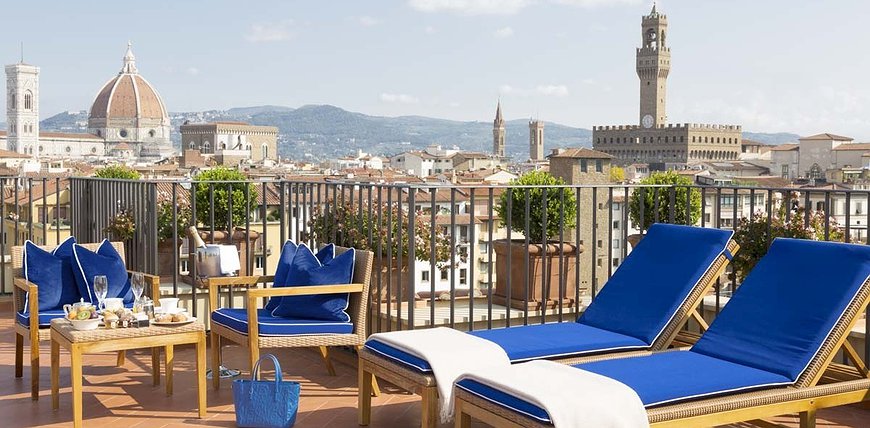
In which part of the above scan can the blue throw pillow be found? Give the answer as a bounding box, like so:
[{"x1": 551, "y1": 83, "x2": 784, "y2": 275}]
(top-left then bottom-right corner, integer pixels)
[
  {"x1": 271, "y1": 244, "x2": 354, "y2": 322},
  {"x1": 72, "y1": 240, "x2": 132, "y2": 304},
  {"x1": 22, "y1": 237, "x2": 80, "y2": 313},
  {"x1": 265, "y1": 242, "x2": 335, "y2": 311}
]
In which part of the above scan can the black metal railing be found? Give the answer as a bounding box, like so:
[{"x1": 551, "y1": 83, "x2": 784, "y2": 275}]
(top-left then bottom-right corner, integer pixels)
[{"x1": 2, "y1": 176, "x2": 868, "y2": 364}]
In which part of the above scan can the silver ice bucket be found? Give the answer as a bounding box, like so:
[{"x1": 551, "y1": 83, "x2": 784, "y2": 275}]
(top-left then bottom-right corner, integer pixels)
[{"x1": 195, "y1": 245, "x2": 224, "y2": 278}]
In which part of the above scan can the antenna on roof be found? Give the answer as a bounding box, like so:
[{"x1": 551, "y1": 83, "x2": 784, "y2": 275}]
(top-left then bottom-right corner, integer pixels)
[{"x1": 20, "y1": 42, "x2": 24, "y2": 64}]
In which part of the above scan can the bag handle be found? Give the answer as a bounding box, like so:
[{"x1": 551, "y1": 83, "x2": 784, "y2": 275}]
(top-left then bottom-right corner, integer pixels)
[{"x1": 251, "y1": 353, "x2": 283, "y2": 384}]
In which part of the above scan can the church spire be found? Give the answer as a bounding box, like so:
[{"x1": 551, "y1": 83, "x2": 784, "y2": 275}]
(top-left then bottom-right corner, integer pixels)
[
  {"x1": 494, "y1": 99, "x2": 504, "y2": 125},
  {"x1": 121, "y1": 41, "x2": 138, "y2": 74}
]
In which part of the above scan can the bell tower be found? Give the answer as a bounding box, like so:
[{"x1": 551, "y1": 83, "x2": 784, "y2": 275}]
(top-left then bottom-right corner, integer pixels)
[
  {"x1": 493, "y1": 100, "x2": 505, "y2": 157},
  {"x1": 5, "y1": 58, "x2": 39, "y2": 155},
  {"x1": 637, "y1": 2, "x2": 670, "y2": 129}
]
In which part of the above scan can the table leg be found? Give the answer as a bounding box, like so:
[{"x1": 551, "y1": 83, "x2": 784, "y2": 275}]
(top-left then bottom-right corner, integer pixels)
[
  {"x1": 70, "y1": 345, "x2": 83, "y2": 428},
  {"x1": 51, "y1": 340, "x2": 59, "y2": 410},
  {"x1": 196, "y1": 332, "x2": 207, "y2": 418},
  {"x1": 151, "y1": 348, "x2": 160, "y2": 386},
  {"x1": 165, "y1": 344, "x2": 174, "y2": 396}
]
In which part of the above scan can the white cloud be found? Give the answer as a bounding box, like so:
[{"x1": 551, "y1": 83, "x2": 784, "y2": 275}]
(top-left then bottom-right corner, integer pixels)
[
  {"x1": 409, "y1": 0, "x2": 533, "y2": 15},
  {"x1": 493, "y1": 26, "x2": 514, "y2": 38},
  {"x1": 186, "y1": 67, "x2": 200, "y2": 76},
  {"x1": 245, "y1": 21, "x2": 294, "y2": 43},
  {"x1": 358, "y1": 15, "x2": 381, "y2": 27},
  {"x1": 380, "y1": 92, "x2": 420, "y2": 104},
  {"x1": 408, "y1": 0, "x2": 641, "y2": 15},
  {"x1": 424, "y1": 25, "x2": 437, "y2": 34},
  {"x1": 536, "y1": 84, "x2": 569, "y2": 96},
  {"x1": 499, "y1": 84, "x2": 516, "y2": 95}
]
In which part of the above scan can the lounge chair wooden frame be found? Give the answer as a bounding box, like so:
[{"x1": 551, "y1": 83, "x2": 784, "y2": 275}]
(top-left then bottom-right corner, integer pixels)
[
  {"x1": 358, "y1": 240, "x2": 739, "y2": 427},
  {"x1": 11, "y1": 241, "x2": 160, "y2": 401},
  {"x1": 453, "y1": 275, "x2": 870, "y2": 428},
  {"x1": 207, "y1": 246, "x2": 379, "y2": 395}
]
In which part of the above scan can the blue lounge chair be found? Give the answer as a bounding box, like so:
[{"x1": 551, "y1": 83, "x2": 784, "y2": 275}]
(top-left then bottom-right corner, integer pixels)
[
  {"x1": 359, "y1": 224, "x2": 738, "y2": 427},
  {"x1": 454, "y1": 238, "x2": 870, "y2": 427}
]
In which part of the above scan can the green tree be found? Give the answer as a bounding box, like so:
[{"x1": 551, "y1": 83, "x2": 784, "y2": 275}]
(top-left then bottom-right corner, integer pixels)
[
  {"x1": 193, "y1": 167, "x2": 257, "y2": 230},
  {"x1": 628, "y1": 171, "x2": 701, "y2": 231},
  {"x1": 94, "y1": 165, "x2": 140, "y2": 180},
  {"x1": 610, "y1": 166, "x2": 625, "y2": 183},
  {"x1": 496, "y1": 171, "x2": 577, "y2": 242}
]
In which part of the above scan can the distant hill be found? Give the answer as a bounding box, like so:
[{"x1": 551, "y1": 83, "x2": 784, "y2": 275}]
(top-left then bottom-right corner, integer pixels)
[{"x1": 32, "y1": 104, "x2": 806, "y2": 161}]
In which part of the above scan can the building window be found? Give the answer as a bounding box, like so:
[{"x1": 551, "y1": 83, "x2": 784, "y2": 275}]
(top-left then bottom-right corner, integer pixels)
[
  {"x1": 580, "y1": 159, "x2": 587, "y2": 172},
  {"x1": 254, "y1": 256, "x2": 264, "y2": 270},
  {"x1": 597, "y1": 239, "x2": 602, "y2": 248},
  {"x1": 10, "y1": 94, "x2": 15, "y2": 109},
  {"x1": 612, "y1": 239, "x2": 620, "y2": 249},
  {"x1": 422, "y1": 270, "x2": 430, "y2": 282},
  {"x1": 148, "y1": 129, "x2": 156, "y2": 138},
  {"x1": 809, "y1": 164, "x2": 822, "y2": 180},
  {"x1": 459, "y1": 269, "x2": 467, "y2": 285},
  {"x1": 612, "y1": 258, "x2": 620, "y2": 267},
  {"x1": 24, "y1": 91, "x2": 32, "y2": 110},
  {"x1": 119, "y1": 129, "x2": 128, "y2": 138},
  {"x1": 613, "y1": 220, "x2": 620, "y2": 229},
  {"x1": 96, "y1": 130, "x2": 102, "y2": 137},
  {"x1": 440, "y1": 269, "x2": 448, "y2": 281},
  {"x1": 65, "y1": 146, "x2": 71, "y2": 153},
  {"x1": 262, "y1": 143, "x2": 269, "y2": 159},
  {"x1": 781, "y1": 165, "x2": 789, "y2": 178},
  {"x1": 595, "y1": 160, "x2": 602, "y2": 172},
  {"x1": 91, "y1": 147, "x2": 97, "y2": 154},
  {"x1": 188, "y1": 141, "x2": 196, "y2": 149}
]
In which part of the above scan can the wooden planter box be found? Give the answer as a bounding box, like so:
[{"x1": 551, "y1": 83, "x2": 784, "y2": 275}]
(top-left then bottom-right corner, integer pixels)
[
  {"x1": 371, "y1": 257, "x2": 421, "y2": 304},
  {"x1": 492, "y1": 239, "x2": 581, "y2": 310},
  {"x1": 156, "y1": 238, "x2": 182, "y2": 280}
]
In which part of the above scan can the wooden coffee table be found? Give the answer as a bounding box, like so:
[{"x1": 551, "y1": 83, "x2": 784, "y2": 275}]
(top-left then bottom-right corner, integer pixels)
[{"x1": 49, "y1": 318, "x2": 207, "y2": 428}]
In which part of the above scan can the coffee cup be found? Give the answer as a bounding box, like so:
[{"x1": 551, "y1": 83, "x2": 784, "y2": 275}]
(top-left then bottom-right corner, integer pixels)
[
  {"x1": 160, "y1": 297, "x2": 180, "y2": 312},
  {"x1": 104, "y1": 297, "x2": 124, "y2": 311}
]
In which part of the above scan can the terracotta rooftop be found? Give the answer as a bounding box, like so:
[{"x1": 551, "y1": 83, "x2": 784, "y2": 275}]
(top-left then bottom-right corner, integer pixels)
[
  {"x1": 549, "y1": 148, "x2": 614, "y2": 159},
  {"x1": 800, "y1": 133, "x2": 853, "y2": 141},
  {"x1": 769, "y1": 143, "x2": 800, "y2": 151},
  {"x1": 832, "y1": 143, "x2": 870, "y2": 151}
]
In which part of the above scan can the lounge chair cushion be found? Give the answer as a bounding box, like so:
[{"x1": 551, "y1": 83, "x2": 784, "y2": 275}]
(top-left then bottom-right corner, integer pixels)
[
  {"x1": 71, "y1": 240, "x2": 133, "y2": 305},
  {"x1": 469, "y1": 323, "x2": 649, "y2": 362},
  {"x1": 365, "y1": 323, "x2": 648, "y2": 372},
  {"x1": 23, "y1": 238, "x2": 77, "y2": 312},
  {"x1": 578, "y1": 224, "x2": 733, "y2": 345},
  {"x1": 692, "y1": 238, "x2": 870, "y2": 381},
  {"x1": 16, "y1": 308, "x2": 67, "y2": 328},
  {"x1": 264, "y1": 241, "x2": 301, "y2": 311},
  {"x1": 271, "y1": 244, "x2": 354, "y2": 322},
  {"x1": 212, "y1": 308, "x2": 354, "y2": 336},
  {"x1": 455, "y1": 351, "x2": 792, "y2": 423}
]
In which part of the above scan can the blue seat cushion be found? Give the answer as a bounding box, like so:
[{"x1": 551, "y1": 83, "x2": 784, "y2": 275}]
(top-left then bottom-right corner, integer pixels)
[
  {"x1": 212, "y1": 308, "x2": 354, "y2": 337},
  {"x1": 16, "y1": 308, "x2": 67, "y2": 328},
  {"x1": 365, "y1": 323, "x2": 649, "y2": 372},
  {"x1": 456, "y1": 351, "x2": 792, "y2": 424},
  {"x1": 692, "y1": 238, "x2": 870, "y2": 381},
  {"x1": 579, "y1": 224, "x2": 733, "y2": 345},
  {"x1": 271, "y1": 244, "x2": 354, "y2": 322},
  {"x1": 72, "y1": 240, "x2": 133, "y2": 305},
  {"x1": 23, "y1": 237, "x2": 80, "y2": 312}
]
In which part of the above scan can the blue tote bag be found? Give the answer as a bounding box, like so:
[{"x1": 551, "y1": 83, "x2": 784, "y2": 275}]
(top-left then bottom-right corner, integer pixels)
[{"x1": 233, "y1": 354, "x2": 301, "y2": 428}]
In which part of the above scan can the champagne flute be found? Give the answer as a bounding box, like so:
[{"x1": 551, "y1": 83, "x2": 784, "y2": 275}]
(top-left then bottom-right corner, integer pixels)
[
  {"x1": 94, "y1": 275, "x2": 109, "y2": 311},
  {"x1": 131, "y1": 272, "x2": 145, "y2": 303}
]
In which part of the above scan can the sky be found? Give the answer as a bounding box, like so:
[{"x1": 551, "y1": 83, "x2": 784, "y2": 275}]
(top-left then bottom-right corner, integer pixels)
[{"x1": 2, "y1": 0, "x2": 870, "y2": 139}]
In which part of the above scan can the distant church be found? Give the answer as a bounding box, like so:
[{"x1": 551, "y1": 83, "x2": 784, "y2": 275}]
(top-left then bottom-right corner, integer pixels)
[
  {"x1": 592, "y1": 4, "x2": 742, "y2": 168},
  {"x1": 2, "y1": 43, "x2": 173, "y2": 160},
  {"x1": 491, "y1": 100, "x2": 546, "y2": 162}
]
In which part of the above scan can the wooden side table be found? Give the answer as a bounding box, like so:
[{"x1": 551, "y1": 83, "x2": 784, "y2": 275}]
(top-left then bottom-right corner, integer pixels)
[{"x1": 49, "y1": 319, "x2": 207, "y2": 428}]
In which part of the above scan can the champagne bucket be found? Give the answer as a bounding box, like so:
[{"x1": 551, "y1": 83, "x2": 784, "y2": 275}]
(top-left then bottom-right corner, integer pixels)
[{"x1": 196, "y1": 245, "x2": 224, "y2": 278}]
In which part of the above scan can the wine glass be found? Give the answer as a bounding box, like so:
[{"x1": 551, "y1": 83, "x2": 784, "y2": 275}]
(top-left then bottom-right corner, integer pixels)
[
  {"x1": 94, "y1": 275, "x2": 109, "y2": 311},
  {"x1": 131, "y1": 272, "x2": 145, "y2": 303}
]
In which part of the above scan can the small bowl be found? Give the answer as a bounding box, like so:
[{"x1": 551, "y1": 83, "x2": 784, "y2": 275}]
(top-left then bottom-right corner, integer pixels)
[{"x1": 69, "y1": 317, "x2": 102, "y2": 331}]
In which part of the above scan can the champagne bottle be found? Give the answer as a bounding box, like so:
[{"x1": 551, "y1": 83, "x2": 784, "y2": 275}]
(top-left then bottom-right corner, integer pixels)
[{"x1": 188, "y1": 226, "x2": 207, "y2": 248}]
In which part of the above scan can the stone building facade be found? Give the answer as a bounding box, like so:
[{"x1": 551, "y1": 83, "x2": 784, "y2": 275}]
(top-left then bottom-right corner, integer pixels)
[
  {"x1": 529, "y1": 119, "x2": 544, "y2": 161},
  {"x1": 180, "y1": 121, "x2": 278, "y2": 166},
  {"x1": 492, "y1": 101, "x2": 505, "y2": 158},
  {"x1": 593, "y1": 4, "x2": 741, "y2": 167}
]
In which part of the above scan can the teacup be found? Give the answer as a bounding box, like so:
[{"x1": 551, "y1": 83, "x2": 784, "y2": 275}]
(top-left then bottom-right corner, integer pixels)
[
  {"x1": 160, "y1": 297, "x2": 180, "y2": 312},
  {"x1": 104, "y1": 297, "x2": 124, "y2": 311}
]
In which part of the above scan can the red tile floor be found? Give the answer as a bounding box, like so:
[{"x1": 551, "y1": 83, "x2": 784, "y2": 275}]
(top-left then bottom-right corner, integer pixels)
[{"x1": 2, "y1": 315, "x2": 868, "y2": 427}]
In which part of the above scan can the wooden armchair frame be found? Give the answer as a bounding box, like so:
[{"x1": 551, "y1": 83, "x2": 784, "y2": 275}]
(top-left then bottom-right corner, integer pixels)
[
  {"x1": 206, "y1": 246, "x2": 379, "y2": 395},
  {"x1": 11, "y1": 241, "x2": 160, "y2": 400}
]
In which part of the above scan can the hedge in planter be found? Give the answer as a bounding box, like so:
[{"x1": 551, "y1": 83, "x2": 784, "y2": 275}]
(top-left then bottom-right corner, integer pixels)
[{"x1": 628, "y1": 170, "x2": 701, "y2": 232}]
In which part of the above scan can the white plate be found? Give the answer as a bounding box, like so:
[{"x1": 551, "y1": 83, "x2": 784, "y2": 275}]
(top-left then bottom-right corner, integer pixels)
[{"x1": 151, "y1": 316, "x2": 197, "y2": 326}]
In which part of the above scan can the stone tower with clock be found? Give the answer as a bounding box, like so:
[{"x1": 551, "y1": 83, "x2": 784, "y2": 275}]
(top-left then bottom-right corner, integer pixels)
[
  {"x1": 637, "y1": 3, "x2": 669, "y2": 129},
  {"x1": 592, "y1": 3, "x2": 741, "y2": 168}
]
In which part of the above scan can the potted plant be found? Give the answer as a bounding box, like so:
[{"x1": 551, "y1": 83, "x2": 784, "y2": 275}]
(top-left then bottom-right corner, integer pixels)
[
  {"x1": 493, "y1": 171, "x2": 580, "y2": 310},
  {"x1": 732, "y1": 191, "x2": 842, "y2": 282},
  {"x1": 191, "y1": 167, "x2": 260, "y2": 276},
  {"x1": 104, "y1": 206, "x2": 136, "y2": 241},
  {"x1": 94, "y1": 165, "x2": 140, "y2": 180},
  {"x1": 155, "y1": 193, "x2": 192, "y2": 279},
  {"x1": 627, "y1": 171, "x2": 701, "y2": 248},
  {"x1": 304, "y1": 199, "x2": 451, "y2": 304}
]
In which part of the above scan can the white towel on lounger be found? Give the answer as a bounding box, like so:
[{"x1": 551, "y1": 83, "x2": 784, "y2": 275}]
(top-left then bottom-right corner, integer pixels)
[
  {"x1": 368, "y1": 327, "x2": 511, "y2": 423},
  {"x1": 456, "y1": 359, "x2": 648, "y2": 428}
]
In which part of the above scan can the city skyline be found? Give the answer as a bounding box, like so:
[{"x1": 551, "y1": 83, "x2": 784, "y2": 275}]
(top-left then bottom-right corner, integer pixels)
[{"x1": 2, "y1": 0, "x2": 870, "y2": 139}]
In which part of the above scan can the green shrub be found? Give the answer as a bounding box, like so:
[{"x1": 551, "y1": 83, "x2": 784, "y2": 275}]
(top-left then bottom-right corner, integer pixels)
[
  {"x1": 629, "y1": 171, "x2": 700, "y2": 231},
  {"x1": 495, "y1": 171, "x2": 577, "y2": 242},
  {"x1": 193, "y1": 167, "x2": 257, "y2": 230}
]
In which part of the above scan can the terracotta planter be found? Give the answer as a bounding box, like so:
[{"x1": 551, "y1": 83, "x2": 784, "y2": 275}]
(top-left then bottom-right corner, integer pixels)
[
  {"x1": 156, "y1": 238, "x2": 182, "y2": 280},
  {"x1": 492, "y1": 239, "x2": 581, "y2": 310},
  {"x1": 627, "y1": 233, "x2": 644, "y2": 250},
  {"x1": 189, "y1": 228, "x2": 260, "y2": 277},
  {"x1": 371, "y1": 257, "x2": 420, "y2": 304}
]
